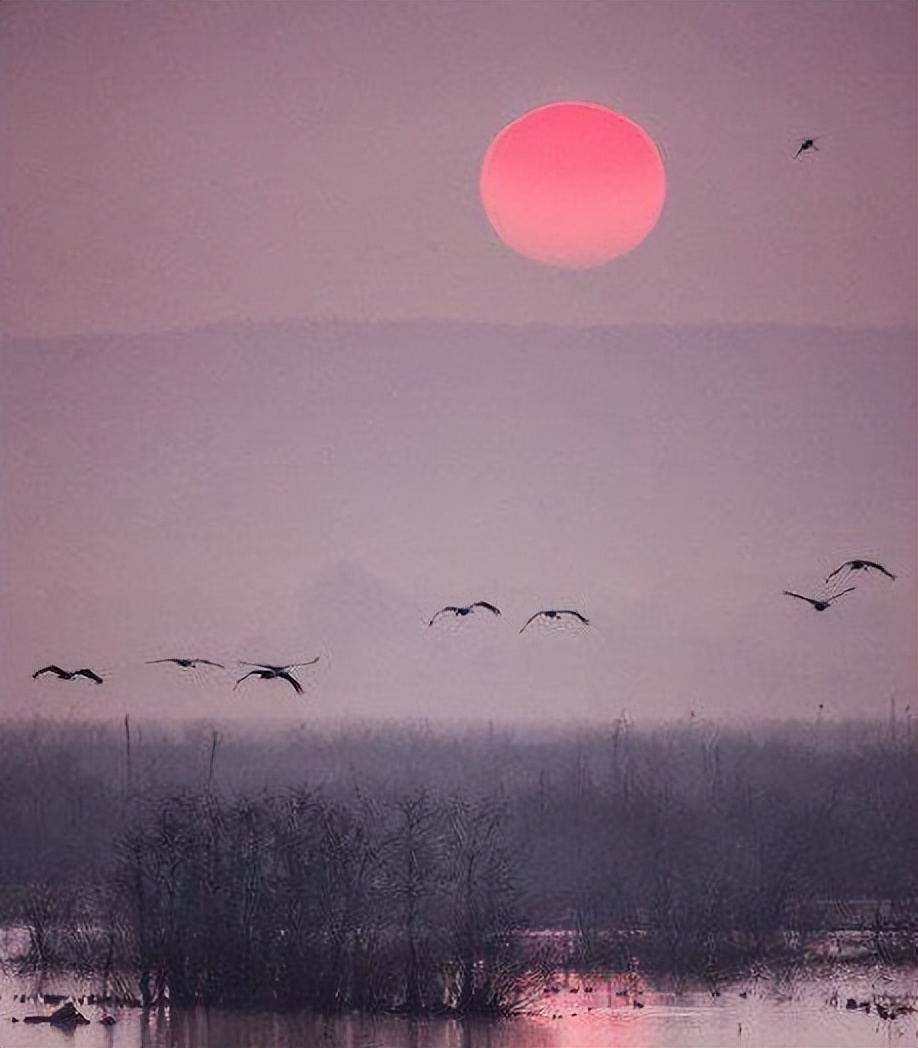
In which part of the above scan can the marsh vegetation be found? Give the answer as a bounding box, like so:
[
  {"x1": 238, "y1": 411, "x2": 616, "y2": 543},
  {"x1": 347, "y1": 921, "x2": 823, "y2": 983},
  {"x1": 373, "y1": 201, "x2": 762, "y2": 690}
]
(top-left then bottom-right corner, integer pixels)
[{"x1": 0, "y1": 715, "x2": 914, "y2": 1015}]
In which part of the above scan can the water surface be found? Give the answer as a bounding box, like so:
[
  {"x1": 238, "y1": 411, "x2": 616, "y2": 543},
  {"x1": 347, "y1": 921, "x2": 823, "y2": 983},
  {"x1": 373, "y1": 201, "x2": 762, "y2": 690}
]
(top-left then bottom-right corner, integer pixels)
[{"x1": 2, "y1": 966, "x2": 915, "y2": 1047}]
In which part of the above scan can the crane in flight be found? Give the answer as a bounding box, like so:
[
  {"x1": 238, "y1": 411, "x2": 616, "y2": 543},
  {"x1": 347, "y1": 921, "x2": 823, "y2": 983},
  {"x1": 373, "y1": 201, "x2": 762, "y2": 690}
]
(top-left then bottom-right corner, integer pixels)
[
  {"x1": 146, "y1": 658, "x2": 225, "y2": 669},
  {"x1": 825, "y1": 559, "x2": 896, "y2": 585},
  {"x1": 783, "y1": 587, "x2": 855, "y2": 612},
  {"x1": 428, "y1": 601, "x2": 501, "y2": 626},
  {"x1": 32, "y1": 665, "x2": 103, "y2": 683},
  {"x1": 794, "y1": 137, "x2": 819, "y2": 159},
  {"x1": 233, "y1": 658, "x2": 319, "y2": 695},
  {"x1": 520, "y1": 609, "x2": 590, "y2": 632}
]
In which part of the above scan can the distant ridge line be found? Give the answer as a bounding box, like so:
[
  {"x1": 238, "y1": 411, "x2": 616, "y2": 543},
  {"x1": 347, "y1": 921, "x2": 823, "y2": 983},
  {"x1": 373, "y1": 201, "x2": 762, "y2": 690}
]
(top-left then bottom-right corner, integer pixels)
[{"x1": 5, "y1": 318, "x2": 916, "y2": 346}]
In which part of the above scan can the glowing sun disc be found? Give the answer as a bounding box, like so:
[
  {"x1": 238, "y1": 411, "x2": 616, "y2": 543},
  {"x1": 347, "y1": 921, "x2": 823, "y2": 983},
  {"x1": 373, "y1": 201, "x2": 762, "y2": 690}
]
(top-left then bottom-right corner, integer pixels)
[{"x1": 479, "y1": 101, "x2": 666, "y2": 268}]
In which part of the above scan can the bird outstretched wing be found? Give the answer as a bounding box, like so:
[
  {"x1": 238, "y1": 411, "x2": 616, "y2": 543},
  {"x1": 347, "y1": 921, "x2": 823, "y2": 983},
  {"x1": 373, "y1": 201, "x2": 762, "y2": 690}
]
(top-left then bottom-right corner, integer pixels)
[
  {"x1": 429, "y1": 607, "x2": 461, "y2": 626},
  {"x1": 33, "y1": 664, "x2": 69, "y2": 679},
  {"x1": 783, "y1": 590, "x2": 817, "y2": 607},
  {"x1": 276, "y1": 671, "x2": 304, "y2": 694},
  {"x1": 74, "y1": 669, "x2": 103, "y2": 683},
  {"x1": 826, "y1": 586, "x2": 855, "y2": 603},
  {"x1": 824, "y1": 564, "x2": 846, "y2": 583},
  {"x1": 471, "y1": 601, "x2": 501, "y2": 615},
  {"x1": 861, "y1": 560, "x2": 896, "y2": 579}
]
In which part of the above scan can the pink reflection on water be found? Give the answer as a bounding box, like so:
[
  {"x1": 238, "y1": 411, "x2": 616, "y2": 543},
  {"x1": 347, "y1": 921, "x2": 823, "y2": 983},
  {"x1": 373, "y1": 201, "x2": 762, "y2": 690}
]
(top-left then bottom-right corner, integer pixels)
[{"x1": 0, "y1": 963, "x2": 915, "y2": 1048}]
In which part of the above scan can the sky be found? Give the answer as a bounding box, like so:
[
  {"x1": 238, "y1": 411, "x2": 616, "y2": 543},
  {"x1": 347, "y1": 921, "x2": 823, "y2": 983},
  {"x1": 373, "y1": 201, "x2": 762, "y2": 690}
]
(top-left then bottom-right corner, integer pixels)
[{"x1": 1, "y1": 1, "x2": 915, "y2": 725}]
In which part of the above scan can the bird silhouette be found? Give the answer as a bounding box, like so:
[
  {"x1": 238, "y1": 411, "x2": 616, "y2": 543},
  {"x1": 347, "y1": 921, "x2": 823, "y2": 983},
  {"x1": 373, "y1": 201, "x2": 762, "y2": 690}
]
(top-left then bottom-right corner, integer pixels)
[
  {"x1": 146, "y1": 658, "x2": 225, "y2": 669},
  {"x1": 825, "y1": 559, "x2": 896, "y2": 583},
  {"x1": 520, "y1": 609, "x2": 590, "y2": 632},
  {"x1": 233, "y1": 658, "x2": 319, "y2": 695},
  {"x1": 794, "y1": 137, "x2": 819, "y2": 158},
  {"x1": 783, "y1": 587, "x2": 855, "y2": 611},
  {"x1": 428, "y1": 601, "x2": 501, "y2": 626},
  {"x1": 32, "y1": 665, "x2": 103, "y2": 683}
]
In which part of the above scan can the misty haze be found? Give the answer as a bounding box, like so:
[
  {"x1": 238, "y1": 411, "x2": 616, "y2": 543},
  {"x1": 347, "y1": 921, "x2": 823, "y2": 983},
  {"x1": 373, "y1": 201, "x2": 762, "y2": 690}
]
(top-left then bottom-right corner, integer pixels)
[
  {"x1": 1, "y1": 321, "x2": 914, "y2": 1047},
  {"x1": 2, "y1": 2, "x2": 916, "y2": 1046}
]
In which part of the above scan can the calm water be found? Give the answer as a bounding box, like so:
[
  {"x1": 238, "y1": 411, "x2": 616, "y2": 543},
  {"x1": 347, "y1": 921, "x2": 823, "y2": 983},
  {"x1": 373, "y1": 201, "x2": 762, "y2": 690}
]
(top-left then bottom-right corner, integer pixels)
[{"x1": 1, "y1": 966, "x2": 915, "y2": 1048}]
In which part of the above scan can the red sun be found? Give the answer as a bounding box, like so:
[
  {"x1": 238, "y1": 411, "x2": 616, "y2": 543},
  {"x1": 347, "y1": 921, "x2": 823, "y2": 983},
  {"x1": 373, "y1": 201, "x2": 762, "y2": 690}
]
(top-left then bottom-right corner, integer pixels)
[{"x1": 479, "y1": 101, "x2": 666, "y2": 268}]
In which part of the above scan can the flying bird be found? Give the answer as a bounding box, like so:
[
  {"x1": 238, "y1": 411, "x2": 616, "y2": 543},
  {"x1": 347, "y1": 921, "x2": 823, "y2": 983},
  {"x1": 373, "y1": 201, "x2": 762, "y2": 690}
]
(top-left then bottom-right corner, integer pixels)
[
  {"x1": 520, "y1": 609, "x2": 591, "y2": 632},
  {"x1": 32, "y1": 665, "x2": 103, "y2": 683},
  {"x1": 783, "y1": 587, "x2": 855, "y2": 611},
  {"x1": 146, "y1": 658, "x2": 225, "y2": 669},
  {"x1": 793, "y1": 137, "x2": 819, "y2": 159},
  {"x1": 233, "y1": 658, "x2": 319, "y2": 695},
  {"x1": 428, "y1": 601, "x2": 501, "y2": 626},
  {"x1": 825, "y1": 559, "x2": 896, "y2": 584}
]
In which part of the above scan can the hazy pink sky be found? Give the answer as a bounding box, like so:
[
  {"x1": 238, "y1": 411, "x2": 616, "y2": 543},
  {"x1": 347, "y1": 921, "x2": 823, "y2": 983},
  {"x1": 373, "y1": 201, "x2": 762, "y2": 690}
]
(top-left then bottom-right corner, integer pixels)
[
  {"x1": 1, "y1": 2, "x2": 915, "y2": 725},
  {"x1": 2, "y1": 1, "x2": 915, "y2": 335}
]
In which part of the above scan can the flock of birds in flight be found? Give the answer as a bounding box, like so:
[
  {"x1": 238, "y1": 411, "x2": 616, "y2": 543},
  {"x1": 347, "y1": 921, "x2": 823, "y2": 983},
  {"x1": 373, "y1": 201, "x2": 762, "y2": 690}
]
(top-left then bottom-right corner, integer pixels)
[
  {"x1": 31, "y1": 607, "x2": 592, "y2": 696},
  {"x1": 30, "y1": 558, "x2": 894, "y2": 697},
  {"x1": 27, "y1": 135, "x2": 894, "y2": 702}
]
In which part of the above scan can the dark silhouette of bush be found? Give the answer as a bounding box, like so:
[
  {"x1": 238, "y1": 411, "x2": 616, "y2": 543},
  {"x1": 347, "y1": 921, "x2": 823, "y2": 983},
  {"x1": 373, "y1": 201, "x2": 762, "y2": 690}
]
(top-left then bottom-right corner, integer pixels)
[{"x1": 0, "y1": 714, "x2": 914, "y2": 1008}]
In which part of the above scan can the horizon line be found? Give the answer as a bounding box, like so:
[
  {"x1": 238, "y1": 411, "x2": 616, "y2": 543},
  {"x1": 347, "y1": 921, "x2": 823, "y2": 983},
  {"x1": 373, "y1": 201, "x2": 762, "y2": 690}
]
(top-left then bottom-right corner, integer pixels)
[{"x1": 4, "y1": 316, "x2": 917, "y2": 346}]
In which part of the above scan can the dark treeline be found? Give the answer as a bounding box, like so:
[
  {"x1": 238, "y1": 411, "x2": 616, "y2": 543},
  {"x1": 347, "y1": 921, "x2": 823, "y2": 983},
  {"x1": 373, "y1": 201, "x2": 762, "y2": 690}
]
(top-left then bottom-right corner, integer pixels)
[{"x1": 0, "y1": 714, "x2": 915, "y2": 1014}]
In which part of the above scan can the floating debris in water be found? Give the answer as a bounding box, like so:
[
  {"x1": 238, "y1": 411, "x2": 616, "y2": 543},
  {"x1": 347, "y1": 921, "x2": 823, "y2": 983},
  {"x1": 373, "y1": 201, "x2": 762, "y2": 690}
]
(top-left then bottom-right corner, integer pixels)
[{"x1": 24, "y1": 1001, "x2": 90, "y2": 1026}]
